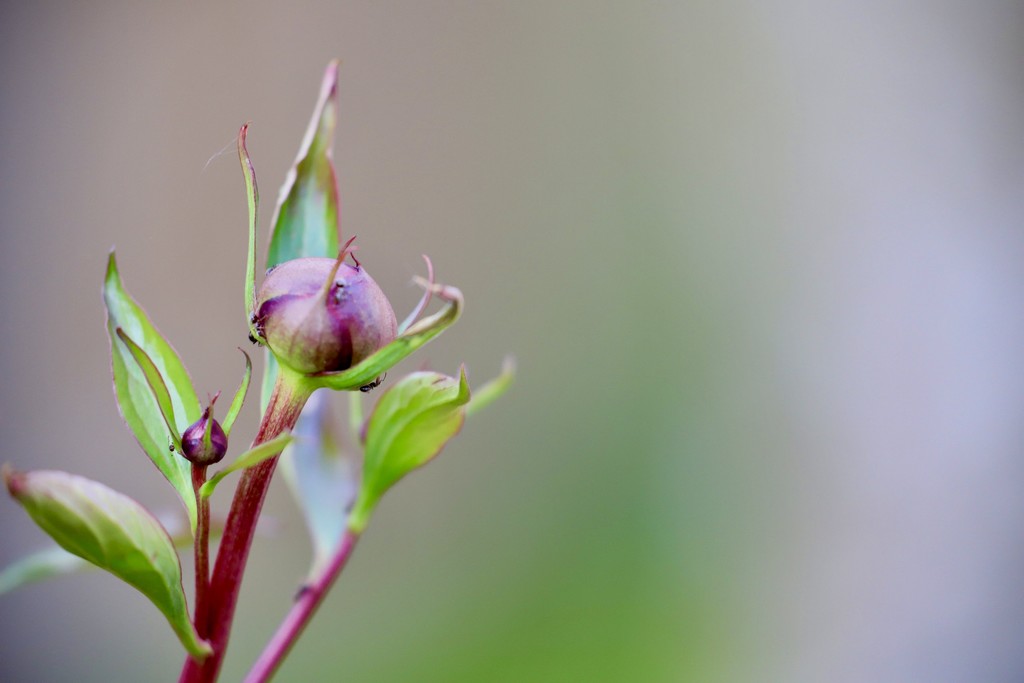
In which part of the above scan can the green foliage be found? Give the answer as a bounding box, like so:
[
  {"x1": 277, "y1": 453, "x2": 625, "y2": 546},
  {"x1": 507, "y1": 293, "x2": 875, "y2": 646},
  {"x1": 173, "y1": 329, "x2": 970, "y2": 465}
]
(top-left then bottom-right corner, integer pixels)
[
  {"x1": 0, "y1": 546, "x2": 87, "y2": 594},
  {"x1": 104, "y1": 252, "x2": 200, "y2": 532},
  {"x1": 116, "y1": 328, "x2": 183, "y2": 450},
  {"x1": 265, "y1": 59, "x2": 342, "y2": 270},
  {"x1": 4, "y1": 468, "x2": 211, "y2": 659},
  {"x1": 4, "y1": 60, "x2": 512, "y2": 681},
  {"x1": 221, "y1": 350, "x2": 252, "y2": 436},
  {"x1": 199, "y1": 434, "x2": 294, "y2": 499},
  {"x1": 348, "y1": 369, "x2": 471, "y2": 532},
  {"x1": 0, "y1": 512, "x2": 213, "y2": 595},
  {"x1": 467, "y1": 356, "x2": 516, "y2": 417},
  {"x1": 239, "y1": 122, "x2": 260, "y2": 344}
]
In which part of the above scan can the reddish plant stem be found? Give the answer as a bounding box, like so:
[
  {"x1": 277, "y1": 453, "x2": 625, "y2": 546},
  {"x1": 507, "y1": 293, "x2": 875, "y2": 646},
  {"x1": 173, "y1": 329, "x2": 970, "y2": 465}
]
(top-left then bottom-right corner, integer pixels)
[
  {"x1": 244, "y1": 529, "x2": 362, "y2": 683},
  {"x1": 192, "y1": 464, "x2": 211, "y2": 637},
  {"x1": 180, "y1": 373, "x2": 312, "y2": 683}
]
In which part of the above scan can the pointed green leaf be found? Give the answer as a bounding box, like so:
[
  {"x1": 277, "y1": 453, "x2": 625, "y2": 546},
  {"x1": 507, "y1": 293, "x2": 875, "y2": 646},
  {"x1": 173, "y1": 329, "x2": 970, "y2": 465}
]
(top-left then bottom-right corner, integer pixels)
[
  {"x1": 313, "y1": 282, "x2": 463, "y2": 392},
  {"x1": 104, "y1": 252, "x2": 199, "y2": 532},
  {"x1": 5, "y1": 468, "x2": 211, "y2": 658},
  {"x1": 116, "y1": 328, "x2": 182, "y2": 450},
  {"x1": 266, "y1": 59, "x2": 341, "y2": 270},
  {"x1": 238, "y1": 123, "x2": 260, "y2": 342},
  {"x1": 222, "y1": 350, "x2": 252, "y2": 437},
  {"x1": 349, "y1": 368, "x2": 471, "y2": 532},
  {"x1": 279, "y1": 391, "x2": 359, "y2": 577},
  {"x1": 0, "y1": 513, "x2": 226, "y2": 595},
  {"x1": 259, "y1": 61, "x2": 342, "y2": 402},
  {"x1": 199, "y1": 433, "x2": 294, "y2": 499}
]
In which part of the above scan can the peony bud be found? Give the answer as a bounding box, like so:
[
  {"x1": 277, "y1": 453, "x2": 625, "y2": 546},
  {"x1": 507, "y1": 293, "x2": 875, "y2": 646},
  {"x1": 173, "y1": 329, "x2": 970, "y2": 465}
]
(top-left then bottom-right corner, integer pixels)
[
  {"x1": 180, "y1": 408, "x2": 228, "y2": 466},
  {"x1": 254, "y1": 256, "x2": 397, "y2": 375}
]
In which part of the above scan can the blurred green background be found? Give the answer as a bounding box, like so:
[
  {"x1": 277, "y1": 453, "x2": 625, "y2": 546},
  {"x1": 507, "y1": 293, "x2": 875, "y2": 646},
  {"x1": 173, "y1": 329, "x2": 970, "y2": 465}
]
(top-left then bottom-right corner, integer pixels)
[{"x1": 3, "y1": 2, "x2": 1024, "y2": 681}]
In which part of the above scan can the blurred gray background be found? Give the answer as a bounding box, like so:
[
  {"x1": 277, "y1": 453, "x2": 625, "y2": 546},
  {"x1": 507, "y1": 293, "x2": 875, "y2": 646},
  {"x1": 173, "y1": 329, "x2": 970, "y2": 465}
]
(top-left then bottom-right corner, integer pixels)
[{"x1": 2, "y1": 2, "x2": 1024, "y2": 681}]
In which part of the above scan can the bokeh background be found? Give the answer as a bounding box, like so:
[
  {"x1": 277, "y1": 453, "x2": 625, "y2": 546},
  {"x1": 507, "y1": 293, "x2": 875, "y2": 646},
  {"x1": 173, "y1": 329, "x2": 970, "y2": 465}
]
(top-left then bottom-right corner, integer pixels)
[{"x1": 3, "y1": 2, "x2": 1024, "y2": 681}]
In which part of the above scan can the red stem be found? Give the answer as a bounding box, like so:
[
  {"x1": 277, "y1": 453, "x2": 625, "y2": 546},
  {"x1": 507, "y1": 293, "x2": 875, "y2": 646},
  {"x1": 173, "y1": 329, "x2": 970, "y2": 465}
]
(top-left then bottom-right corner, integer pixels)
[
  {"x1": 180, "y1": 373, "x2": 312, "y2": 683},
  {"x1": 244, "y1": 529, "x2": 361, "y2": 683},
  {"x1": 192, "y1": 464, "x2": 211, "y2": 636}
]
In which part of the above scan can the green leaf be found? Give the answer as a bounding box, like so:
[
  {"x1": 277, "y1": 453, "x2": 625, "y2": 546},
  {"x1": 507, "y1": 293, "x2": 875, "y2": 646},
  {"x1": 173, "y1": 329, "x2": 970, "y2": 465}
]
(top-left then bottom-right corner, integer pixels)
[
  {"x1": 221, "y1": 349, "x2": 252, "y2": 437},
  {"x1": 4, "y1": 468, "x2": 211, "y2": 659},
  {"x1": 238, "y1": 123, "x2": 260, "y2": 343},
  {"x1": 313, "y1": 282, "x2": 464, "y2": 392},
  {"x1": 266, "y1": 59, "x2": 341, "y2": 270},
  {"x1": 279, "y1": 391, "x2": 359, "y2": 577},
  {"x1": 348, "y1": 368, "x2": 471, "y2": 532},
  {"x1": 466, "y1": 356, "x2": 516, "y2": 417},
  {"x1": 104, "y1": 252, "x2": 199, "y2": 533},
  {"x1": 199, "y1": 433, "x2": 294, "y2": 499},
  {"x1": 0, "y1": 512, "x2": 225, "y2": 595},
  {"x1": 0, "y1": 546, "x2": 87, "y2": 595},
  {"x1": 116, "y1": 328, "x2": 182, "y2": 450},
  {"x1": 258, "y1": 61, "x2": 342, "y2": 404}
]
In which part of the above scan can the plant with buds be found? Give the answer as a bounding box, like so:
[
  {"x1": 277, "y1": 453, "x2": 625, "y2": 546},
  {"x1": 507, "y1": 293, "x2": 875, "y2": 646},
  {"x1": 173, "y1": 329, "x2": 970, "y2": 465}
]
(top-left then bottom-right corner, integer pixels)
[{"x1": 1, "y1": 61, "x2": 512, "y2": 683}]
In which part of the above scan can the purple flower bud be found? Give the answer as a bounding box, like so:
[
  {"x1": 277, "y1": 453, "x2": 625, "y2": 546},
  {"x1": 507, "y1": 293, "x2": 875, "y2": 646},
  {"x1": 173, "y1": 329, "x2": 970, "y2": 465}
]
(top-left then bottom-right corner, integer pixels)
[
  {"x1": 254, "y1": 256, "x2": 397, "y2": 374},
  {"x1": 180, "y1": 409, "x2": 228, "y2": 466}
]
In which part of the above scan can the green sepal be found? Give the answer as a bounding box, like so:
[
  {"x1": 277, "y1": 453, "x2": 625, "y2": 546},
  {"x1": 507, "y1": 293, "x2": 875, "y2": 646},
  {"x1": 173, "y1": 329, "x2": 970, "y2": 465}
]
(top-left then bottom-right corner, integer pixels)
[
  {"x1": 199, "y1": 433, "x2": 294, "y2": 499},
  {"x1": 116, "y1": 328, "x2": 182, "y2": 450},
  {"x1": 256, "y1": 61, "x2": 342, "y2": 405},
  {"x1": 221, "y1": 349, "x2": 252, "y2": 437},
  {"x1": 466, "y1": 356, "x2": 516, "y2": 417},
  {"x1": 313, "y1": 282, "x2": 463, "y2": 392},
  {"x1": 104, "y1": 252, "x2": 199, "y2": 533},
  {"x1": 238, "y1": 123, "x2": 260, "y2": 344},
  {"x1": 279, "y1": 391, "x2": 359, "y2": 578},
  {"x1": 397, "y1": 255, "x2": 434, "y2": 334},
  {"x1": 265, "y1": 59, "x2": 341, "y2": 270},
  {"x1": 4, "y1": 468, "x2": 211, "y2": 659},
  {"x1": 202, "y1": 401, "x2": 215, "y2": 453},
  {"x1": 348, "y1": 367, "x2": 471, "y2": 532}
]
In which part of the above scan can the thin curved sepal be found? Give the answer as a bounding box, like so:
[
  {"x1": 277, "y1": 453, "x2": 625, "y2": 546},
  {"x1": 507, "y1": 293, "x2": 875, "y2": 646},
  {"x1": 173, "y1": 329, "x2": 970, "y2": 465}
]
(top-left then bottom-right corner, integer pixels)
[
  {"x1": 312, "y1": 281, "x2": 463, "y2": 392},
  {"x1": 201, "y1": 393, "x2": 219, "y2": 455},
  {"x1": 257, "y1": 62, "x2": 344, "y2": 408},
  {"x1": 116, "y1": 328, "x2": 182, "y2": 451},
  {"x1": 238, "y1": 123, "x2": 260, "y2": 343},
  {"x1": 199, "y1": 433, "x2": 294, "y2": 500},
  {"x1": 221, "y1": 349, "x2": 252, "y2": 437},
  {"x1": 397, "y1": 255, "x2": 435, "y2": 334},
  {"x1": 466, "y1": 356, "x2": 516, "y2": 417},
  {"x1": 266, "y1": 59, "x2": 342, "y2": 269}
]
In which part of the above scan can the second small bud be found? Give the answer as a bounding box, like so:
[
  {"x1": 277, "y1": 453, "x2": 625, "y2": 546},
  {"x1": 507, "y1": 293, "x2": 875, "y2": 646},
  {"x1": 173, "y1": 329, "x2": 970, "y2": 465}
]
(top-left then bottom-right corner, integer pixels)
[{"x1": 180, "y1": 407, "x2": 228, "y2": 466}]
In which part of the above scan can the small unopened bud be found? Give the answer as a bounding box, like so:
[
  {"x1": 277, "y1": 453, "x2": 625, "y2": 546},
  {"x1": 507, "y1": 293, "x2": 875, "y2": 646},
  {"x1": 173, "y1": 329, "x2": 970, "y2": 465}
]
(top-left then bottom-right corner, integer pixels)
[
  {"x1": 180, "y1": 409, "x2": 228, "y2": 466},
  {"x1": 254, "y1": 255, "x2": 397, "y2": 374}
]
